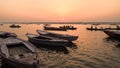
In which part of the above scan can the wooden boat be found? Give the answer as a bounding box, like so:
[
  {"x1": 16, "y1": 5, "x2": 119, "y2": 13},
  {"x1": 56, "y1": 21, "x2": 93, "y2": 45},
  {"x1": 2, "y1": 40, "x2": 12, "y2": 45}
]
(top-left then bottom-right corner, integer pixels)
[
  {"x1": 86, "y1": 25, "x2": 105, "y2": 31},
  {"x1": 36, "y1": 30, "x2": 78, "y2": 41},
  {"x1": 0, "y1": 37, "x2": 39, "y2": 68},
  {"x1": 26, "y1": 33, "x2": 68, "y2": 46},
  {"x1": 44, "y1": 26, "x2": 67, "y2": 31},
  {"x1": 102, "y1": 25, "x2": 120, "y2": 30},
  {"x1": 103, "y1": 30, "x2": 120, "y2": 38},
  {"x1": 104, "y1": 28, "x2": 120, "y2": 30},
  {"x1": 86, "y1": 28, "x2": 104, "y2": 31},
  {"x1": 59, "y1": 25, "x2": 77, "y2": 30},
  {"x1": 10, "y1": 24, "x2": 21, "y2": 28},
  {"x1": 104, "y1": 25, "x2": 120, "y2": 30},
  {"x1": 0, "y1": 31, "x2": 17, "y2": 38}
]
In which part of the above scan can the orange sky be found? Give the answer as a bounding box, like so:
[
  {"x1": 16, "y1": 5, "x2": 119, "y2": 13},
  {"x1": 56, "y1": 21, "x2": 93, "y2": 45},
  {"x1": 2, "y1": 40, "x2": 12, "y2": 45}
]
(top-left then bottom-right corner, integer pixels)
[{"x1": 0, "y1": 0, "x2": 120, "y2": 22}]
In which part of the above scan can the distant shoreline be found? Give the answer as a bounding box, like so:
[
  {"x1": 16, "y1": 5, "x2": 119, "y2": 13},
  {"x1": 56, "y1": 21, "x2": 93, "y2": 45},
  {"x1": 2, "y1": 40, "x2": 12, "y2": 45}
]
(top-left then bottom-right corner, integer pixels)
[{"x1": 0, "y1": 22, "x2": 120, "y2": 24}]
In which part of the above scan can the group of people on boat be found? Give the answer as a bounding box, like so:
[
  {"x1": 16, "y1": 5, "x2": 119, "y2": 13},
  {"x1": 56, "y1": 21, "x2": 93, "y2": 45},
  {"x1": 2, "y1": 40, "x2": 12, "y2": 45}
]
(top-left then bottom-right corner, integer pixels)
[
  {"x1": 90, "y1": 26, "x2": 103, "y2": 29},
  {"x1": 60, "y1": 25, "x2": 77, "y2": 30},
  {"x1": 61, "y1": 25, "x2": 74, "y2": 28},
  {"x1": 43, "y1": 25, "x2": 77, "y2": 31},
  {"x1": 88, "y1": 25, "x2": 120, "y2": 31}
]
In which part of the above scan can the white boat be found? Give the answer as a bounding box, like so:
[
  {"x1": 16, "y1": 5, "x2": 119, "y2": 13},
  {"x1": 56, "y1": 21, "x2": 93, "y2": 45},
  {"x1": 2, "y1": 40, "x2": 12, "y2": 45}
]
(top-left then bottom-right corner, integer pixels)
[
  {"x1": 36, "y1": 30, "x2": 78, "y2": 41},
  {"x1": 0, "y1": 31, "x2": 17, "y2": 38},
  {"x1": 26, "y1": 33, "x2": 68, "y2": 46},
  {"x1": 0, "y1": 37, "x2": 39, "y2": 68}
]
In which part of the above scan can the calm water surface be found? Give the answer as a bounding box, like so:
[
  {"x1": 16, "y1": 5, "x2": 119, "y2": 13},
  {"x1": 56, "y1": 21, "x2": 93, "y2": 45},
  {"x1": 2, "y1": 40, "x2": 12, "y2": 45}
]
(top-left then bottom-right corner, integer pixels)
[{"x1": 0, "y1": 24, "x2": 120, "y2": 68}]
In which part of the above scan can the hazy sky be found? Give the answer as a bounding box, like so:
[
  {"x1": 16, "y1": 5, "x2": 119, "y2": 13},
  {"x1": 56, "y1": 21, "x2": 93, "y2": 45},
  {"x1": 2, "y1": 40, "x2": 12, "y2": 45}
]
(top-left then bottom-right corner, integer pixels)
[{"x1": 0, "y1": 0, "x2": 120, "y2": 22}]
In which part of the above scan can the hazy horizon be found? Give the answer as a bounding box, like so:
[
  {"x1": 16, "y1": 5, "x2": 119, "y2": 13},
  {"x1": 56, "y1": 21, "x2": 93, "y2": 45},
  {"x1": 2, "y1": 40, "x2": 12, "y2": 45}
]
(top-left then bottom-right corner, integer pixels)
[
  {"x1": 0, "y1": 0, "x2": 120, "y2": 23},
  {"x1": 0, "y1": 22, "x2": 120, "y2": 24}
]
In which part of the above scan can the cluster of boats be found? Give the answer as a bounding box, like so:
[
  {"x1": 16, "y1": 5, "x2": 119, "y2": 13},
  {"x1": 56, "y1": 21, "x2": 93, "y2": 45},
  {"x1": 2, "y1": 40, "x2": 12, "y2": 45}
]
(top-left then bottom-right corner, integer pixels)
[
  {"x1": 0, "y1": 30, "x2": 78, "y2": 68},
  {"x1": 86, "y1": 25, "x2": 120, "y2": 39},
  {"x1": 27, "y1": 30, "x2": 78, "y2": 46}
]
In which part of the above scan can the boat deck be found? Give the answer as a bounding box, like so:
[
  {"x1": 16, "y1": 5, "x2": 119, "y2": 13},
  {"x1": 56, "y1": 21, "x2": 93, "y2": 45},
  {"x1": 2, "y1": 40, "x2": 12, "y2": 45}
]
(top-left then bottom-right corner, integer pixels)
[
  {"x1": 7, "y1": 43, "x2": 37, "y2": 62},
  {"x1": 8, "y1": 45, "x2": 31, "y2": 56}
]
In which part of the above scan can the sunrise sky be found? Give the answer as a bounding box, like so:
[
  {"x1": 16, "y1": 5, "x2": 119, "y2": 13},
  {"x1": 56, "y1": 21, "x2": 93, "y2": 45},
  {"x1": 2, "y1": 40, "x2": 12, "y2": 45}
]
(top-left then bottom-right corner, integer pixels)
[{"x1": 0, "y1": 0, "x2": 120, "y2": 22}]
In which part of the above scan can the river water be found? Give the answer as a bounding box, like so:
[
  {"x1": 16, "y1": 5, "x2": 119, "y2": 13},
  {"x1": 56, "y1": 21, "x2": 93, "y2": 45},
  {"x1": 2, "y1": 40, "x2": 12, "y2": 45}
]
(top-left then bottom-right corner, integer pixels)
[{"x1": 0, "y1": 24, "x2": 120, "y2": 68}]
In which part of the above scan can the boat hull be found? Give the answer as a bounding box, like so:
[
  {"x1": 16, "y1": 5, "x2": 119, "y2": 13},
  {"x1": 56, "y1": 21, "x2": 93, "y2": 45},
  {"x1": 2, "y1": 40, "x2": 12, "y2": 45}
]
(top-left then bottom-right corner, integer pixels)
[
  {"x1": 10, "y1": 24, "x2": 21, "y2": 28},
  {"x1": 44, "y1": 26, "x2": 67, "y2": 31},
  {"x1": 1, "y1": 55, "x2": 37, "y2": 68},
  {"x1": 0, "y1": 34, "x2": 17, "y2": 38},
  {"x1": 36, "y1": 30, "x2": 78, "y2": 41},
  {"x1": 103, "y1": 30, "x2": 120, "y2": 38},
  {"x1": 60, "y1": 27, "x2": 76, "y2": 30},
  {"x1": 0, "y1": 31, "x2": 17, "y2": 38},
  {"x1": 53, "y1": 36, "x2": 78, "y2": 41},
  {"x1": 86, "y1": 28, "x2": 104, "y2": 31},
  {"x1": 28, "y1": 37, "x2": 68, "y2": 46},
  {"x1": 0, "y1": 37, "x2": 38, "y2": 68},
  {"x1": 40, "y1": 35, "x2": 78, "y2": 41}
]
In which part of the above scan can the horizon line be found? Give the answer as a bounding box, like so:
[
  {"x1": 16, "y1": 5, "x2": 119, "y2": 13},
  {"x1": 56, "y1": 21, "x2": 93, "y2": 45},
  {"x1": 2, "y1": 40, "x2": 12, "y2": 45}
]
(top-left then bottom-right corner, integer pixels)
[{"x1": 0, "y1": 22, "x2": 120, "y2": 24}]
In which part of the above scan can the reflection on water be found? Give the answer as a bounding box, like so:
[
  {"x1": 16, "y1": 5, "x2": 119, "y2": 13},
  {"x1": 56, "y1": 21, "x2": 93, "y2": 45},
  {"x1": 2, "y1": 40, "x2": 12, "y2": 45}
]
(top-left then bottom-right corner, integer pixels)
[
  {"x1": 116, "y1": 44, "x2": 120, "y2": 48},
  {"x1": 0, "y1": 24, "x2": 120, "y2": 68},
  {"x1": 104, "y1": 37, "x2": 120, "y2": 49},
  {"x1": 31, "y1": 42, "x2": 69, "y2": 54},
  {"x1": 66, "y1": 42, "x2": 78, "y2": 49}
]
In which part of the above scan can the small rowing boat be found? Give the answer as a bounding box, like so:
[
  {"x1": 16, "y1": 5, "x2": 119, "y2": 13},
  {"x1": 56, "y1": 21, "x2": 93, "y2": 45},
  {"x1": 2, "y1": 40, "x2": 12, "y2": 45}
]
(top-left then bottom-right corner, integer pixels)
[
  {"x1": 36, "y1": 30, "x2": 78, "y2": 41},
  {"x1": 0, "y1": 31, "x2": 17, "y2": 38},
  {"x1": 0, "y1": 37, "x2": 39, "y2": 68},
  {"x1": 26, "y1": 33, "x2": 68, "y2": 46}
]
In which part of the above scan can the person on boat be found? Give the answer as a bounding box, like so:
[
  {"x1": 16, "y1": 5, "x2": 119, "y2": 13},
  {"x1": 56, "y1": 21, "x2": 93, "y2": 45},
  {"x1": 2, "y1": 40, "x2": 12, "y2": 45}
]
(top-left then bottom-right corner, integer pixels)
[
  {"x1": 64, "y1": 25, "x2": 66, "y2": 28},
  {"x1": 90, "y1": 26, "x2": 93, "y2": 29},
  {"x1": 101, "y1": 26, "x2": 103, "y2": 29},
  {"x1": 95, "y1": 26, "x2": 97, "y2": 29},
  {"x1": 71, "y1": 26, "x2": 73, "y2": 29},
  {"x1": 116, "y1": 25, "x2": 120, "y2": 29},
  {"x1": 62, "y1": 25, "x2": 65, "y2": 28},
  {"x1": 68, "y1": 25, "x2": 70, "y2": 28},
  {"x1": 109, "y1": 26, "x2": 111, "y2": 28}
]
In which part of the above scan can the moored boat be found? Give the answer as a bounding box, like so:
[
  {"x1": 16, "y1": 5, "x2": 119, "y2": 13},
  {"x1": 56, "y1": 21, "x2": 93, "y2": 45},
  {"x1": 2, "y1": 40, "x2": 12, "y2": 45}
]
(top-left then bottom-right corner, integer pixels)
[
  {"x1": 0, "y1": 31, "x2": 17, "y2": 38},
  {"x1": 104, "y1": 28, "x2": 120, "y2": 30},
  {"x1": 103, "y1": 30, "x2": 120, "y2": 38},
  {"x1": 44, "y1": 26, "x2": 67, "y2": 31},
  {"x1": 10, "y1": 24, "x2": 21, "y2": 28},
  {"x1": 26, "y1": 33, "x2": 68, "y2": 46},
  {"x1": 86, "y1": 28, "x2": 104, "y2": 31},
  {"x1": 0, "y1": 37, "x2": 39, "y2": 68},
  {"x1": 36, "y1": 30, "x2": 78, "y2": 41}
]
